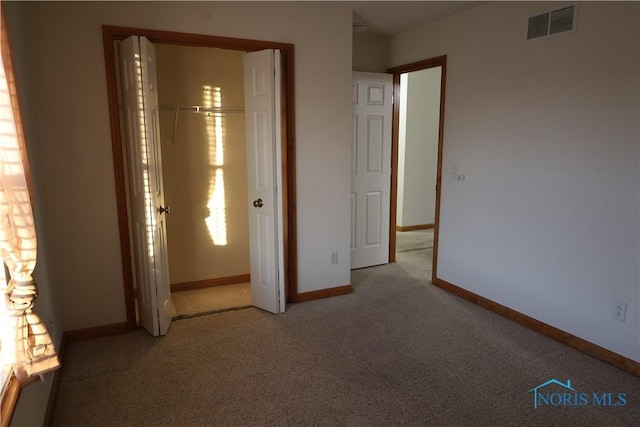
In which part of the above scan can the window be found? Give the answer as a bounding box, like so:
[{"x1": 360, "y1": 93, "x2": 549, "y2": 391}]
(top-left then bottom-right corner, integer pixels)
[
  {"x1": 0, "y1": 14, "x2": 14, "y2": 396},
  {"x1": 0, "y1": 9, "x2": 59, "y2": 394}
]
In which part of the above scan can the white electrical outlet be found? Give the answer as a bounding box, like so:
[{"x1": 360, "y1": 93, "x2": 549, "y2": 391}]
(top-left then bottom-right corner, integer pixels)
[
  {"x1": 330, "y1": 250, "x2": 338, "y2": 265},
  {"x1": 612, "y1": 300, "x2": 627, "y2": 322}
]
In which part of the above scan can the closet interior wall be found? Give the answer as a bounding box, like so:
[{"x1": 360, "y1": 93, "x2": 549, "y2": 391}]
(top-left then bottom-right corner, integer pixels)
[{"x1": 155, "y1": 44, "x2": 250, "y2": 287}]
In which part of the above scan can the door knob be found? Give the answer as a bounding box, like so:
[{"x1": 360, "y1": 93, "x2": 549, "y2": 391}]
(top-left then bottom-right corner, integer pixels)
[
  {"x1": 252, "y1": 199, "x2": 263, "y2": 208},
  {"x1": 158, "y1": 205, "x2": 171, "y2": 214}
]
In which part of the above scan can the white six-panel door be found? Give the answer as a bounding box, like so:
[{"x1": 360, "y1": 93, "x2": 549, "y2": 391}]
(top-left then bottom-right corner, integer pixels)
[
  {"x1": 243, "y1": 49, "x2": 283, "y2": 314},
  {"x1": 119, "y1": 36, "x2": 173, "y2": 336},
  {"x1": 351, "y1": 72, "x2": 393, "y2": 269}
]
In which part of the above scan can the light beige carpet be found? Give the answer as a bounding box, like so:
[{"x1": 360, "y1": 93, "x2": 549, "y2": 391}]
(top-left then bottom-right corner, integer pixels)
[{"x1": 51, "y1": 235, "x2": 640, "y2": 426}]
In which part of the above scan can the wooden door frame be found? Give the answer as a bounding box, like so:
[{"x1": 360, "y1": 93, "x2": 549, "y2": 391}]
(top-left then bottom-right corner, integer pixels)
[
  {"x1": 387, "y1": 55, "x2": 446, "y2": 282},
  {"x1": 102, "y1": 26, "x2": 297, "y2": 330}
]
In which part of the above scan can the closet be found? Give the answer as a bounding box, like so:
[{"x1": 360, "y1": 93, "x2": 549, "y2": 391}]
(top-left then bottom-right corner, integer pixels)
[{"x1": 155, "y1": 45, "x2": 251, "y2": 314}]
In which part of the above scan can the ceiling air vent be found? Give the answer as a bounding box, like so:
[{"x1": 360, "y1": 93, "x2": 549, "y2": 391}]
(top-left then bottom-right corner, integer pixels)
[{"x1": 527, "y1": 4, "x2": 577, "y2": 40}]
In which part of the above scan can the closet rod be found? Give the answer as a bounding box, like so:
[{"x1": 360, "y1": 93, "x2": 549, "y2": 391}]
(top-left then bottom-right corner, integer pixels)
[
  {"x1": 160, "y1": 105, "x2": 245, "y2": 145},
  {"x1": 160, "y1": 106, "x2": 245, "y2": 114}
]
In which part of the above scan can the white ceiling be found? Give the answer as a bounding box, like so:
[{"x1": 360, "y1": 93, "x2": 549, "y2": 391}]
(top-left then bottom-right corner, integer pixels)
[{"x1": 350, "y1": 1, "x2": 483, "y2": 36}]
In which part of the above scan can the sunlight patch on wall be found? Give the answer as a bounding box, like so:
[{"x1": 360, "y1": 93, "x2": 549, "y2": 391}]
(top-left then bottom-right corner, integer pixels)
[
  {"x1": 203, "y1": 85, "x2": 227, "y2": 245},
  {"x1": 205, "y1": 168, "x2": 227, "y2": 246}
]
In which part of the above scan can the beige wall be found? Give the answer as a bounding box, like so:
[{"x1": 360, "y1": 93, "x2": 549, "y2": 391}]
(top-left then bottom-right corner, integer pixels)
[
  {"x1": 352, "y1": 32, "x2": 390, "y2": 72},
  {"x1": 391, "y1": 1, "x2": 640, "y2": 361},
  {"x1": 155, "y1": 45, "x2": 250, "y2": 284}
]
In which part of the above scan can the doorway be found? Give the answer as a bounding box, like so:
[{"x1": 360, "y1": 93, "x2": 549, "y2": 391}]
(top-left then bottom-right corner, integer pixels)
[
  {"x1": 102, "y1": 26, "x2": 298, "y2": 331},
  {"x1": 388, "y1": 56, "x2": 446, "y2": 283},
  {"x1": 154, "y1": 44, "x2": 251, "y2": 317}
]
